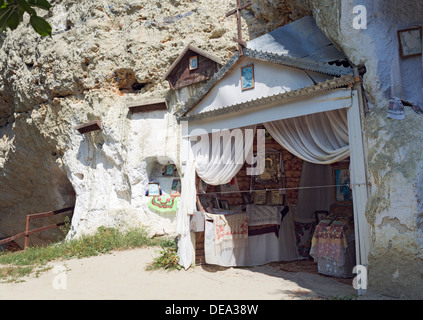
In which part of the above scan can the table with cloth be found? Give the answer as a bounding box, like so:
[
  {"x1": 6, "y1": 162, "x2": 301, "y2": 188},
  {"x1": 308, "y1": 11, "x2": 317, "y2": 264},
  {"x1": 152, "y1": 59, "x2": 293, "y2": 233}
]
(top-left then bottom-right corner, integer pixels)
[
  {"x1": 310, "y1": 213, "x2": 356, "y2": 278},
  {"x1": 204, "y1": 205, "x2": 299, "y2": 267}
]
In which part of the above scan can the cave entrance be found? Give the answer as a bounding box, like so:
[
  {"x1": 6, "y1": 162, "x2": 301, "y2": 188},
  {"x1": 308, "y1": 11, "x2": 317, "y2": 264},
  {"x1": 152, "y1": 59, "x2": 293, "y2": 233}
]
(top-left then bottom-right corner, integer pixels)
[{"x1": 0, "y1": 165, "x2": 76, "y2": 251}]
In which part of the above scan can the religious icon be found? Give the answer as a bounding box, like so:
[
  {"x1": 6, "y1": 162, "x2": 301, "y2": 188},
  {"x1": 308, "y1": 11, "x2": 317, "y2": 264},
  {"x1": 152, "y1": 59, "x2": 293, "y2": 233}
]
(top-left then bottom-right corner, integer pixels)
[
  {"x1": 189, "y1": 55, "x2": 198, "y2": 70},
  {"x1": 269, "y1": 190, "x2": 284, "y2": 205},
  {"x1": 220, "y1": 200, "x2": 230, "y2": 210},
  {"x1": 211, "y1": 195, "x2": 220, "y2": 209},
  {"x1": 255, "y1": 153, "x2": 281, "y2": 183},
  {"x1": 148, "y1": 183, "x2": 160, "y2": 196},
  {"x1": 333, "y1": 167, "x2": 352, "y2": 203},
  {"x1": 241, "y1": 64, "x2": 255, "y2": 91},
  {"x1": 171, "y1": 179, "x2": 181, "y2": 197},
  {"x1": 253, "y1": 191, "x2": 267, "y2": 205},
  {"x1": 164, "y1": 164, "x2": 174, "y2": 177},
  {"x1": 198, "y1": 195, "x2": 210, "y2": 210}
]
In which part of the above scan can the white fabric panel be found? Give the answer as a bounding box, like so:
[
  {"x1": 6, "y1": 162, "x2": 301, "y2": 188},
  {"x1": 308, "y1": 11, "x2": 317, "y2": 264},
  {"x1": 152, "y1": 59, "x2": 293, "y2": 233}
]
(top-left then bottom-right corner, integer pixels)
[
  {"x1": 264, "y1": 109, "x2": 350, "y2": 165},
  {"x1": 176, "y1": 161, "x2": 196, "y2": 269},
  {"x1": 176, "y1": 160, "x2": 197, "y2": 235},
  {"x1": 296, "y1": 162, "x2": 334, "y2": 220},
  {"x1": 177, "y1": 219, "x2": 194, "y2": 270},
  {"x1": 204, "y1": 210, "x2": 299, "y2": 267}
]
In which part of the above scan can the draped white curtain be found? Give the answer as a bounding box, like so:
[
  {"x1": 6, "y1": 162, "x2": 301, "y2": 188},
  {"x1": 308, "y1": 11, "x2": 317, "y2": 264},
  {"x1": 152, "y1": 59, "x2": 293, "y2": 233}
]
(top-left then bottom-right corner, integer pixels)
[
  {"x1": 264, "y1": 109, "x2": 350, "y2": 165},
  {"x1": 296, "y1": 161, "x2": 334, "y2": 220}
]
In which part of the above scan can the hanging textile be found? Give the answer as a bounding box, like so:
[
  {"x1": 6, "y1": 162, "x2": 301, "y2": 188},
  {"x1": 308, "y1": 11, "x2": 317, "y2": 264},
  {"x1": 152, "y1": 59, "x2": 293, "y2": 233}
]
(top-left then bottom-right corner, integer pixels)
[
  {"x1": 296, "y1": 162, "x2": 334, "y2": 220},
  {"x1": 176, "y1": 160, "x2": 196, "y2": 235},
  {"x1": 264, "y1": 109, "x2": 350, "y2": 165}
]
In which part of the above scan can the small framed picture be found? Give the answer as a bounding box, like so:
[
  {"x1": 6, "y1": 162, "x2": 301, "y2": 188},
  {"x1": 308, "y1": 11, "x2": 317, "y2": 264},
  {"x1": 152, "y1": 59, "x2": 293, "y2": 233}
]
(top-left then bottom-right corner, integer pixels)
[
  {"x1": 398, "y1": 27, "x2": 422, "y2": 58},
  {"x1": 170, "y1": 179, "x2": 181, "y2": 197},
  {"x1": 198, "y1": 195, "x2": 210, "y2": 211},
  {"x1": 189, "y1": 55, "x2": 198, "y2": 70},
  {"x1": 164, "y1": 164, "x2": 174, "y2": 177},
  {"x1": 333, "y1": 167, "x2": 352, "y2": 203},
  {"x1": 148, "y1": 183, "x2": 160, "y2": 196},
  {"x1": 211, "y1": 195, "x2": 220, "y2": 209},
  {"x1": 241, "y1": 64, "x2": 255, "y2": 91},
  {"x1": 253, "y1": 191, "x2": 267, "y2": 205},
  {"x1": 220, "y1": 200, "x2": 230, "y2": 210},
  {"x1": 269, "y1": 190, "x2": 284, "y2": 205},
  {"x1": 315, "y1": 210, "x2": 329, "y2": 225},
  {"x1": 242, "y1": 192, "x2": 252, "y2": 205}
]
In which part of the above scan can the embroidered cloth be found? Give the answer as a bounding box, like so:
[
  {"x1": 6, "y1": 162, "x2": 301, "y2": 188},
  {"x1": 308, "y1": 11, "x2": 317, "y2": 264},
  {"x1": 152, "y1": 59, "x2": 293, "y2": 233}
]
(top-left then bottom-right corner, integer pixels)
[
  {"x1": 206, "y1": 212, "x2": 249, "y2": 255},
  {"x1": 310, "y1": 216, "x2": 354, "y2": 265},
  {"x1": 246, "y1": 205, "x2": 281, "y2": 227}
]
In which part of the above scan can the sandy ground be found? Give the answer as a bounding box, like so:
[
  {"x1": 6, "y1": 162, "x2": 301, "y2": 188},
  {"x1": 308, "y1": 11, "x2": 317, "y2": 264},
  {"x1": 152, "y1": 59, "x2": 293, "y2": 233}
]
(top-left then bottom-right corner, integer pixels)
[{"x1": 0, "y1": 247, "x2": 389, "y2": 300}]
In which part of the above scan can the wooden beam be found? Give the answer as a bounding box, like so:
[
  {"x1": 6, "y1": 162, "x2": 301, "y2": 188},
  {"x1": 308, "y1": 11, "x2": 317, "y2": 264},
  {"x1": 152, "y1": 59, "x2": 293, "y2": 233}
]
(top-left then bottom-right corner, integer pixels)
[
  {"x1": 128, "y1": 100, "x2": 168, "y2": 114},
  {"x1": 75, "y1": 120, "x2": 102, "y2": 134}
]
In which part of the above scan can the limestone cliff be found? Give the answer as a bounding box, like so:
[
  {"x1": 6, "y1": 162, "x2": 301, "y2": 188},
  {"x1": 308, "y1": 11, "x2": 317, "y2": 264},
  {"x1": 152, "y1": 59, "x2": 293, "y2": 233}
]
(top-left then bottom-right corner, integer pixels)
[{"x1": 0, "y1": 0, "x2": 312, "y2": 244}]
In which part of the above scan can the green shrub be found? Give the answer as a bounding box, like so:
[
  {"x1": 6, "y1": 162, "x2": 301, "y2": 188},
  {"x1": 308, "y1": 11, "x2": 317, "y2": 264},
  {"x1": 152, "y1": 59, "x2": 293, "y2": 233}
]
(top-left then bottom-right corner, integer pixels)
[{"x1": 146, "y1": 241, "x2": 181, "y2": 271}]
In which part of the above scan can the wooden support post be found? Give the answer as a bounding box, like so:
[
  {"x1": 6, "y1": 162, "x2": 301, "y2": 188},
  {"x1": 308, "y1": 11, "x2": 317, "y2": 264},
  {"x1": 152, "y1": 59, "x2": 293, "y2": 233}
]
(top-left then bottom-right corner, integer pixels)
[{"x1": 24, "y1": 215, "x2": 30, "y2": 250}]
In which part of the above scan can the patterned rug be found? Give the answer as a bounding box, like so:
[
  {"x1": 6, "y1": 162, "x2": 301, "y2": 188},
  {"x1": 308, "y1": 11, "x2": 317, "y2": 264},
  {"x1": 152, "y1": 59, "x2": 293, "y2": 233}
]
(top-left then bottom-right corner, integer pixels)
[{"x1": 148, "y1": 196, "x2": 179, "y2": 214}]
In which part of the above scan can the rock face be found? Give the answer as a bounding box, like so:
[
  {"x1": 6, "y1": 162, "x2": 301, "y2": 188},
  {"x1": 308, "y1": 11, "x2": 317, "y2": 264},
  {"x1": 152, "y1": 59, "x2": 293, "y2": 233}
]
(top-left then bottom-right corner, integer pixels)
[
  {"x1": 0, "y1": 0, "x2": 271, "y2": 245},
  {"x1": 1, "y1": 0, "x2": 423, "y2": 299}
]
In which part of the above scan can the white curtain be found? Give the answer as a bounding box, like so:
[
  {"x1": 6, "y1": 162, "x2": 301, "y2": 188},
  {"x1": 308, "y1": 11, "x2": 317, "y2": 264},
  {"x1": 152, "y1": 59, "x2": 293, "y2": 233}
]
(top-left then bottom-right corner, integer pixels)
[
  {"x1": 296, "y1": 161, "x2": 334, "y2": 220},
  {"x1": 264, "y1": 109, "x2": 350, "y2": 165}
]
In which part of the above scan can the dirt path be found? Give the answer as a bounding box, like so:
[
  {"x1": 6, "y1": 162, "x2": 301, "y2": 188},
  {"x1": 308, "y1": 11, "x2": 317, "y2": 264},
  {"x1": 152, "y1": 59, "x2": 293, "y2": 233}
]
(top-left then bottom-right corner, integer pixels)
[{"x1": 0, "y1": 247, "x2": 388, "y2": 300}]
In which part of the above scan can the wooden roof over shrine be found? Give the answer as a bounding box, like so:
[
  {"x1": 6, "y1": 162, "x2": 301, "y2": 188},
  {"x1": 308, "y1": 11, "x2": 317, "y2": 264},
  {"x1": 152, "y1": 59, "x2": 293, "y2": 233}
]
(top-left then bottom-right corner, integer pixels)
[{"x1": 163, "y1": 44, "x2": 223, "y2": 90}]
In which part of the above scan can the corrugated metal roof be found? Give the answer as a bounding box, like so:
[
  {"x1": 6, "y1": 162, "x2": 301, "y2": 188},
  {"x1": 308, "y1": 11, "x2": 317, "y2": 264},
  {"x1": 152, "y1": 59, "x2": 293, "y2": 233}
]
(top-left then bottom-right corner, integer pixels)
[
  {"x1": 244, "y1": 48, "x2": 351, "y2": 76},
  {"x1": 247, "y1": 16, "x2": 346, "y2": 63}
]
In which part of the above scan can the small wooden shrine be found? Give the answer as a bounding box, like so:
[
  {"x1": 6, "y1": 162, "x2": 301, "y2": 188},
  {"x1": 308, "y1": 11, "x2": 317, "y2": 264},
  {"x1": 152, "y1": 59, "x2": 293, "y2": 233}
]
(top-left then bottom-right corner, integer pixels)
[{"x1": 163, "y1": 44, "x2": 223, "y2": 90}]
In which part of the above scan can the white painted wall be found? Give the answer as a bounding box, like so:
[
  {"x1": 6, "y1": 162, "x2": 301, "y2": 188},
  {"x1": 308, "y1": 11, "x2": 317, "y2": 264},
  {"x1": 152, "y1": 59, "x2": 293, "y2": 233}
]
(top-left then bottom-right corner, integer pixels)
[{"x1": 188, "y1": 57, "x2": 333, "y2": 116}]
